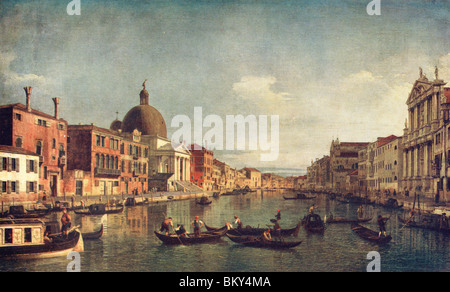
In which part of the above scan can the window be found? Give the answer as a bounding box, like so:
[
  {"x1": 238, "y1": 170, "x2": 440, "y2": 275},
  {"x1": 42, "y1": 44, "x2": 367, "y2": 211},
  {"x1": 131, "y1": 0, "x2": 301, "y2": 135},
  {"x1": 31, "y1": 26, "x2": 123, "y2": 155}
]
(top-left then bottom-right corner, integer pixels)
[
  {"x1": 5, "y1": 229, "x2": 12, "y2": 244},
  {"x1": 96, "y1": 135, "x2": 101, "y2": 146},
  {"x1": 75, "y1": 181, "x2": 83, "y2": 196},
  {"x1": 36, "y1": 141, "x2": 42, "y2": 155},
  {"x1": 52, "y1": 139, "x2": 56, "y2": 149},
  {"x1": 15, "y1": 137, "x2": 22, "y2": 148},
  {"x1": 15, "y1": 113, "x2": 21, "y2": 121},
  {"x1": 24, "y1": 228, "x2": 32, "y2": 243},
  {"x1": 59, "y1": 145, "x2": 65, "y2": 157}
]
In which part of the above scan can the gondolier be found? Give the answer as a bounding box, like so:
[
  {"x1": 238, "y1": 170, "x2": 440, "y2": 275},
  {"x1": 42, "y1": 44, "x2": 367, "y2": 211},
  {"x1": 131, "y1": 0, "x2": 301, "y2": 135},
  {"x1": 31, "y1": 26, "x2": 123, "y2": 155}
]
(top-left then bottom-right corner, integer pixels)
[
  {"x1": 160, "y1": 217, "x2": 173, "y2": 235},
  {"x1": 191, "y1": 216, "x2": 204, "y2": 237},
  {"x1": 61, "y1": 208, "x2": 71, "y2": 238},
  {"x1": 377, "y1": 215, "x2": 389, "y2": 238},
  {"x1": 234, "y1": 215, "x2": 242, "y2": 229}
]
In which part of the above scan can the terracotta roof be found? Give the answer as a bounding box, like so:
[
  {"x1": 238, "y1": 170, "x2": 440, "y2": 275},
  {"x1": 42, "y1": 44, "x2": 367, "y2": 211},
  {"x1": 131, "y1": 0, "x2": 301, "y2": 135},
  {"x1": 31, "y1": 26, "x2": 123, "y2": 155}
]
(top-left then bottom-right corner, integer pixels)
[
  {"x1": 0, "y1": 145, "x2": 39, "y2": 156},
  {"x1": 0, "y1": 103, "x2": 67, "y2": 123},
  {"x1": 377, "y1": 135, "x2": 398, "y2": 147}
]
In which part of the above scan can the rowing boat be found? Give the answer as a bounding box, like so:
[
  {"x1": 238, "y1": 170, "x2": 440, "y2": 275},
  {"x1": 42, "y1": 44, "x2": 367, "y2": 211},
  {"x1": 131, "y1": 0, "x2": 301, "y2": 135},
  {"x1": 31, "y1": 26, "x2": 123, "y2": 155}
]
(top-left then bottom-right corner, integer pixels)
[
  {"x1": 326, "y1": 217, "x2": 372, "y2": 224},
  {"x1": 351, "y1": 223, "x2": 392, "y2": 244},
  {"x1": 226, "y1": 234, "x2": 302, "y2": 249},
  {"x1": 207, "y1": 222, "x2": 301, "y2": 237},
  {"x1": 154, "y1": 224, "x2": 229, "y2": 245}
]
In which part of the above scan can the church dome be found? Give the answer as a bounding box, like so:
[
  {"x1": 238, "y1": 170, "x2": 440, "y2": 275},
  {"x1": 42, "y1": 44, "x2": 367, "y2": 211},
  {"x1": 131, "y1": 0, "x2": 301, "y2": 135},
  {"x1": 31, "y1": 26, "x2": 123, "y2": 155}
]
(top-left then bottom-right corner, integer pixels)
[
  {"x1": 110, "y1": 119, "x2": 122, "y2": 131},
  {"x1": 121, "y1": 80, "x2": 168, "y2": 138}
]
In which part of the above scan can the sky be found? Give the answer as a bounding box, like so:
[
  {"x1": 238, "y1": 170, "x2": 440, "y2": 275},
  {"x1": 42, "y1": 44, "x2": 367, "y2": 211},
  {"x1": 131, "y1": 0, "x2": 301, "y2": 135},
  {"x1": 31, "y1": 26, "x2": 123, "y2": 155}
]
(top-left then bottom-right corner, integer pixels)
[{"x1": 0, "y1": 0, "x2": 449, "y2": 175}]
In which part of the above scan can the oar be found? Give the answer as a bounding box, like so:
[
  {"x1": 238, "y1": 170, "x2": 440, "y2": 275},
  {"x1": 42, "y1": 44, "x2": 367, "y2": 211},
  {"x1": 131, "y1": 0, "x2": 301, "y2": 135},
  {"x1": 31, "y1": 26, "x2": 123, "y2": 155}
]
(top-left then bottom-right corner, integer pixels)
[
  {"x1": 400, "y1": 214, "x2": 415, "y2": 231},
  {"x1": 171, "y1": 224, "x2": 184, "y2": 246}
]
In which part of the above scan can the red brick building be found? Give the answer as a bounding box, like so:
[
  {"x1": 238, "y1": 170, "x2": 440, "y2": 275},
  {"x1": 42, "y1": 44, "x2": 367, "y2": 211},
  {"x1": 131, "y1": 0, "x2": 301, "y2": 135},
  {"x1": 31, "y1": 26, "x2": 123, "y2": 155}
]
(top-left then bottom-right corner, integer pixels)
[
  {"x1": 66, "y1": 125, "x2": 149, "y2": 197},
  {"x1": 0, "y1": 87, "x2": 67, "y2": 197},
  {"x1": 189, "y1": 144, "x2": 213, "y2": 191}
]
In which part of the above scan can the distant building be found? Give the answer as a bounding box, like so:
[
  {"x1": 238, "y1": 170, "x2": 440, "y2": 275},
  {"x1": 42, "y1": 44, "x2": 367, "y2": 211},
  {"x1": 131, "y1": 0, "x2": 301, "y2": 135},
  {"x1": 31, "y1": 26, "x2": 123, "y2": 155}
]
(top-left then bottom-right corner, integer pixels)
[
  {"x1": 189, "y1": 144, "x2": 213, "y2": 191},
  {"x1": 329, "y1": 139, "x2": 369, "y2": 192},
  {"x1": 242, "y1": 168, "x2": 261, "y2": 189}
]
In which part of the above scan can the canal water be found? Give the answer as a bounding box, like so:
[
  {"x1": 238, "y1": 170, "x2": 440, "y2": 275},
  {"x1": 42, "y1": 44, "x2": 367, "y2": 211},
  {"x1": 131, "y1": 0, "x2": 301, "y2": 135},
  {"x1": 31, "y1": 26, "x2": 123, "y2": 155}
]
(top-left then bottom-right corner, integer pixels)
[{"x1": 0, "y1": 190, "x2": 448, "y2": 272}]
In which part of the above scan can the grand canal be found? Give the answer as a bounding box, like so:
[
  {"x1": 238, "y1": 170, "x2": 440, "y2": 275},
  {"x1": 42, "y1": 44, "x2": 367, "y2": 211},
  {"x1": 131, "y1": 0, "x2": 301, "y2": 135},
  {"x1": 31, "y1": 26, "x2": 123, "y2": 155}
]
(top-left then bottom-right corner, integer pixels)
[{"x1": 0, "y1": 190, "x2": 448, "y2": 272}]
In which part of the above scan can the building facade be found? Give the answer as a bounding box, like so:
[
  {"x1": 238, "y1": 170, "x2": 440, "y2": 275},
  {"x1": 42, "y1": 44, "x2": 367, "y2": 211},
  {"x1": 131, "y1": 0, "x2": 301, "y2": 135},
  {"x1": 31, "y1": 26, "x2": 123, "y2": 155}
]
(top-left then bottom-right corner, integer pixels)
[
  {"x1": 189, "y1": 144, "x2": 213, "y2": 191},
  {"x1": 0, "y1": 87, "x2": 67, "y2": 197},
  {"x1": 0, "y1": 145, "x2": 40, "y2": 203},
  {"x1": 401, "y1": 68, "x2": 448, "y2": 200}
]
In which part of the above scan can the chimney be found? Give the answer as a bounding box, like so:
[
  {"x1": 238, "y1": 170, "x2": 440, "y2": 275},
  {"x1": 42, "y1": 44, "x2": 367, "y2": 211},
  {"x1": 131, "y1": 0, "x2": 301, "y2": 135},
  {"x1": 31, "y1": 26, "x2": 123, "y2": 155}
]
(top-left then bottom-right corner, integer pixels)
[
  {"x1": 24, "y1": 87, "x2": 32, "y2": 112},
  {"x1": 52, "y1": 97, "x2": 60, "y2": 119}
]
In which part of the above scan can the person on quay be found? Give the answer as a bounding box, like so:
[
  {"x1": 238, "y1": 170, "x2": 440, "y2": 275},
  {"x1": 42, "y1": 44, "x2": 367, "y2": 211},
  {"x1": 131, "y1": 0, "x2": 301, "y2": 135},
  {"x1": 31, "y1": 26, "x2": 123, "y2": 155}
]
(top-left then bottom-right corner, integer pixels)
[
  {"x1": 160, "y1": 217, "x2": 173, "y2": 235},
  {"x1": 377, "y1": 215, "x2": 389, "y2": 238},
  {"x1": 191, "y1": 216, "x2": 204, "y2": 237},
  {"x1": 61, "y1": 208, "x2": 71, "y2": 238}
]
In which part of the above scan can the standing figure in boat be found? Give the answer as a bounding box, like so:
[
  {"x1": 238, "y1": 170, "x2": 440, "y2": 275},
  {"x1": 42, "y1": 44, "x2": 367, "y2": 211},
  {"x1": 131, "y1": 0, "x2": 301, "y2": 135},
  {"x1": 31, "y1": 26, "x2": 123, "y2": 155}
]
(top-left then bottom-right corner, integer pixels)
[
  {"x1": 191, "y1": 216, "x2": 204, "y2": 237},
  {"x1": 377, "y1": 215, "x2": 389, "y2": 238},
  {"x1": 61, "y1": 208, "x2": 71, "y2": 238}
]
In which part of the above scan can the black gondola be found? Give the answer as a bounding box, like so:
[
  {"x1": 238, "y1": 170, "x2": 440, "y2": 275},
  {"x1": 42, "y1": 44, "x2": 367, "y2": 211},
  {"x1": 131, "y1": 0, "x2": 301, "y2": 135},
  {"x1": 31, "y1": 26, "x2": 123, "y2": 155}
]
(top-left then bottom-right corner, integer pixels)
[
  {"x1": 226, "y1": 233, "x2": 302, "y2": 249},
  {"x1": 74, "y1": 204, "x2": 123, "y2": 215},
  {"x1": 351, "y1": 223, "x2": 392, "y2": 244},
  {"x1": 82, "y1": 224, "x2": 104, "y2": 240},
  {"x1": 154, "y1": 225, "x2": 228, "y2": 245},
  {"x1": 302, "y1": 214, "x2": 325, "y2": 233}
]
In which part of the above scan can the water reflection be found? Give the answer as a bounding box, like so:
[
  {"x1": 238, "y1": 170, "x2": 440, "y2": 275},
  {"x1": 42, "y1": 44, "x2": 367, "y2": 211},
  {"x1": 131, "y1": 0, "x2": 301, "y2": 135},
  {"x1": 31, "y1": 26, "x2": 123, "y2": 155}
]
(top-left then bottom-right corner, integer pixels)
[{"x1": 0, "y1": 190, "x2": 448, "y2": 272}]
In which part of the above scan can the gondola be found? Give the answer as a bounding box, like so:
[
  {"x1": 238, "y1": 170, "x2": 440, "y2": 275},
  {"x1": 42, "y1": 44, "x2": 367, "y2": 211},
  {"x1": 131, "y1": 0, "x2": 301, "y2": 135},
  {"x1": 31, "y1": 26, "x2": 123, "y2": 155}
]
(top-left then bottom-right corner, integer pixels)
[
  {"x1": 82, "y1": 224, "x2": 104, "y2": 240},
  {"x1": 215, "y1": 222, "x2": 301, "y2": 237},
  {"x1": 0, "y1": 219, "x2": 83, "y2": 259},
  {"x1": 226, "y1": 233, "x2": 302, "y2": 249},
  {"x1": 0, "y1": 206, "x2": 49, "y2": 219},
  {"x1": 74, "y1": 204, "x2": 123, "y2": 215},
  {"x1": 398, "y1": 215, "x2": 450, "y2": 234},
  {"x1": 351, "y1": 223, "x2": 392, "y2": 244},
  {"x1": 195, "y1": 196, "x2": 212, "y2": 205},
  {"x1": 283, "y1": 194, "x2": 315, "y2": 200},
  {"x1": 154, "y1": 224, "x2": 229, "y2": 245},
  {"x1": 302, "y1": 214, "x2": 325, "y2": 233},
  {"x1": 325, "y1": 217, "x2": 372, "y2": 224}
]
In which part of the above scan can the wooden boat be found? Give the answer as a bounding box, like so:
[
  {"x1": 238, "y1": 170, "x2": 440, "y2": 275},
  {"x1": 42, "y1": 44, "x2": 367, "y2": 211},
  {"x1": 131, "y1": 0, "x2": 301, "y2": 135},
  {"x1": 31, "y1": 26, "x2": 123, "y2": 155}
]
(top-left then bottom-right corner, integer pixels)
[
  {"x1": 283, "y1": 193, "x2": 315, "y2": 200},
  {"x1": 195, "y1": 196, "x2": 212, "y2": 205},
  {"x1": 82, "y1": 224, "x2": 104, "y2": 240},
  {"x1": 351, "y1": 223, "x2": 392, "y2": 244},
  {"x1": 398, "y1": 215, "x2": 450, "y2": 234},
  {"x1": 226, "y1": 233, "x2": 302, "y2": 249},
  {"x1": 125, "y1": 197, "x2": 148, "y2": 207},
  {"x1": 74, "y1": 204, "x2": 123, "y2": 215},
  {"x1": 1, "y1": 206, "x2": 49, "y2": 219},
  {"x1": 381, "y1": 198, "x2": 403, "y2": 209},
  {"x1": 0, "y1": 218, "x2": 83, "y2": 259},
  {"x1": 302, "y1": 214, "x2": 325, "y2": 233},
  {"x1": 219, "y1": 222, "x2": 301, "y2": 237},
  {"x1": 325, "y1": 217, "x2": 372, "y2": 224}
]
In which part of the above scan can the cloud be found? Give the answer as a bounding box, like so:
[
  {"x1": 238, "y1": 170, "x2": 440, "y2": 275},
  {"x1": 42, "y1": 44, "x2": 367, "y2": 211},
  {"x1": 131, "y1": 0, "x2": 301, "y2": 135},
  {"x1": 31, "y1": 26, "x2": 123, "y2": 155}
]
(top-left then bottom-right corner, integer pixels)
[{"x1": 232, "y1": 75, "x2": 291, "y2": 106}]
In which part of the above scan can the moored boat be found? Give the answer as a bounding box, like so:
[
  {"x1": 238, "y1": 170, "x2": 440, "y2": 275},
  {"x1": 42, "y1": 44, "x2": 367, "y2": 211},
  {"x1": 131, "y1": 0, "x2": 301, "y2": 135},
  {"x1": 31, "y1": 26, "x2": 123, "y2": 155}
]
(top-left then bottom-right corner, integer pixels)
[
  {"x1": 82, "y1": 224, "x2": 104, "y2": 240},
  {"x1": 74, "y1": 204, "x2": 123, "y2": 215},
  {"x1": 226, "y1": 233, "x2": 302, "y2": 249},
  {"x1": 195, "y1": 196, "x2": 212, "y2": 205},
  {"x1": 325, "y1": 217, "x2": 372, "y2": 224},
  {"x1": 283, "y1": 193, "x2": 315, "y2": 200},
  {"x1": 351, "y1": 223, "x2": 392, "y2": 244},
  {"x1": 0, "y1": 218, "x2": 83, "y2": 259}
]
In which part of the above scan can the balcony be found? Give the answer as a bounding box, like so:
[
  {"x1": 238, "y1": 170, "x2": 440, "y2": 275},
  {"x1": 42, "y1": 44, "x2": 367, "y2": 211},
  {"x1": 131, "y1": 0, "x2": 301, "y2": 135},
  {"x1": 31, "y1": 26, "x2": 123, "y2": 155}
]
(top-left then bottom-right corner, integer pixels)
[{"x1": 94, "y1": 167, "x2": 121, "y2": 177}]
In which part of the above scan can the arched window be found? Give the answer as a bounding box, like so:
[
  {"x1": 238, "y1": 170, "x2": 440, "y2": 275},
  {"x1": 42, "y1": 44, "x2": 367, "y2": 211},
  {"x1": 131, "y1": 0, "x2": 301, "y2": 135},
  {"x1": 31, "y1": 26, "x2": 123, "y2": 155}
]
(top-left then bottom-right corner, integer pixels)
[
  {"x1": 115, "y1": 156, "x2": 119, "y2": 169},
  {"x1": 15, "y1": 137, "x2": 22, "y2": 148},
  {"x1": 100, "y1": 155, "x2": 105, "y2": 169},
  {"x1": 105, "y1": 155, "x2": 110, "y2": 169},
  {"x1": 110, "y1": 156, "x2": 114, "y2": 169},
  {"x1": 95, "y1": 154, "x2": 99, "y2": 168}
]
